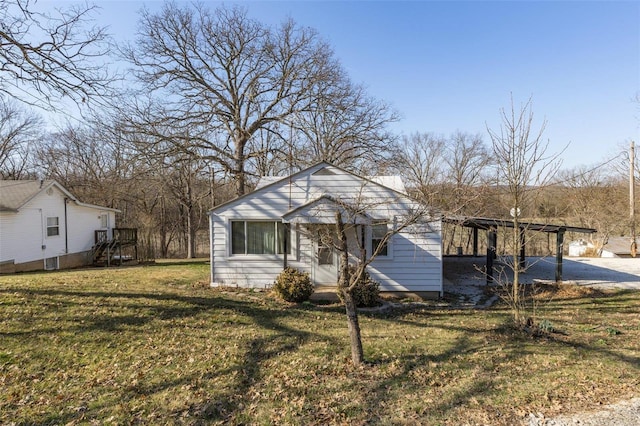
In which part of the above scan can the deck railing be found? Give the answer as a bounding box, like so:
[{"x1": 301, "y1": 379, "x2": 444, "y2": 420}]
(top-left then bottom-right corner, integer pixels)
[
  {"x1": 94, "y1": 228, "x2": 138, "y2": 245},
  {"x1": 92, "y1": 228, "x2": 138, "y2": 266}
]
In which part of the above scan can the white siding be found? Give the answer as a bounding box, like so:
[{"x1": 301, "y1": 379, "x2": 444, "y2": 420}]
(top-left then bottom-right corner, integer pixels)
[
  {"x1": 210, "y1": 163, "x2": 443, "y2": 293},
  {"x1": 368, "y1": 221, "x2": 442, "y2": 292},
  {"x1": 0, "y1": 188, "x2": 67, "y2": 264},
  {"x1": 0, "y1": 208, "x2": 44, "y2": 264},
  {"x1": 66, "y1": 204, "x2": 114, "y2": 254},
  {"x1": 0, "y1": 185, "x2": 116, "y2": 266}
]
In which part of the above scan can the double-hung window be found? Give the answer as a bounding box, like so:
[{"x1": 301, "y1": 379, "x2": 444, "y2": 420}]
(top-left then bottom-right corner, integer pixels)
[
  {"x1": 46, "y1": 217, "x2": 60, "y2": 237},
  {"x1": 371, "y1": 223, "x2": 389, "y2": 257},
  {"x1": 231, "y1": 221, "x2": 290, "y2": 255}
]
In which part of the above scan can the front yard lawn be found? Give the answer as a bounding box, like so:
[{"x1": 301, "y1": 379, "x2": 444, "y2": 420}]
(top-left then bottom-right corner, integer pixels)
[{"x1": 1, "y1": 262, "x2": 638, "y2": 425}]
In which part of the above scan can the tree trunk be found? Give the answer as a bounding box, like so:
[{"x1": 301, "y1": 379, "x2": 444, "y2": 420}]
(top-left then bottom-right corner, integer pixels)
[
  {"x1": 235, "y1": 137, "x2": 247, "y2": 196},
  {"x1": 186, "y1": 207, "x2": 196, "y2": 258},
  {"x1": 336, "y1": 211, "x2": 364, "y2": 366},
  {"x1": 343, "y1": 290, "x2": 364, "y2": 366},
  {"x1": 186, "y1": 180, "x2": 196, "y2": 259},
  {"x1": 159, "y1": 195, "x2": 168, "y2": 258},
  {"x1": 512, "y1": 217, "x2": 521, "y2": 325}
]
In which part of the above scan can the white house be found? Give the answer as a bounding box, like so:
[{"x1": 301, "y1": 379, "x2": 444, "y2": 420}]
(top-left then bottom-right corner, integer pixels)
[
  {"x1": 209, "y1": 163, "x2": 443, "y2": 298},
  {"x1": 0, "y1": 180, "x2": 119, "y2": 273}
]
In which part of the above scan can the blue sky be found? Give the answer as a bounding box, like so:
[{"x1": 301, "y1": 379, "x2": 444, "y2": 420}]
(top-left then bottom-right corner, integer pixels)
[{"x1": 41, "y1": 0, "x2": 640, "y2": 170}]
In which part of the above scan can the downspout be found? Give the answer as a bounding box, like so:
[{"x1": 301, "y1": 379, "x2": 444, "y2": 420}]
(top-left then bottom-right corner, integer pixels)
[
  {"x1": 40, "y1": 209, "x2": 45, "y2": 251},
  {"x1": 64, "y1": 198, "x2": 69, "y2": 253}
]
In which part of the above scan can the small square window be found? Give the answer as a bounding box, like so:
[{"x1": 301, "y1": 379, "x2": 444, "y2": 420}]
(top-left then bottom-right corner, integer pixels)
[
  {"x1": 46, "y1": 217, "x2": 59, "y2": 237},
  {"x1": 45, "y1": 257, "x2": 58, "y2": 270}
]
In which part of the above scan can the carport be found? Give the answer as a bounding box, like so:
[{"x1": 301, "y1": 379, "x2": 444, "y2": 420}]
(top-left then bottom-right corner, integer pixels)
[{"x1": 443, "y1": 216, "x2": 597, "y2": 283}]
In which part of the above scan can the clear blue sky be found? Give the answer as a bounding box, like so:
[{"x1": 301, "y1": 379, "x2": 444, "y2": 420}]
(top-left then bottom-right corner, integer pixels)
[{"x1": 42, "y1": 0, "x2": 640, "y2": 170}]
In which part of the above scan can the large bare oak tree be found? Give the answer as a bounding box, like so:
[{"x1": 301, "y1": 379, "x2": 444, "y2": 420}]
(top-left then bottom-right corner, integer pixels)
[{"x1": 123, "y1": 3, "x2": 338, "y2": 196}]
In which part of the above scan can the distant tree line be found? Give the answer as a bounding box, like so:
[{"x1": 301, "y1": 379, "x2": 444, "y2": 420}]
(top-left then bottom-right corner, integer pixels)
[{"x1": 1, "y1": 1, "x2": 637, "y2": 259}]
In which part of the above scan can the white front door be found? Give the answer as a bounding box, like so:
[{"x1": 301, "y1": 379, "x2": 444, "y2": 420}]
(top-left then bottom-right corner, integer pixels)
[{"x1": 313, "y1": 241, "x2": 338, "y2": 285}]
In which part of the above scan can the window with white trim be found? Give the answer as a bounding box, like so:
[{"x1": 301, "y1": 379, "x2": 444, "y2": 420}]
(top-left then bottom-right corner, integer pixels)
[
  {"x1": 371, "y1": 223, "x2": 389, "y2": 257},
  {"x1": 231, "y1": 221, "x2": 290, "y2": 255},
  {"x1": 100, "y1": 213, "x2": 108, "y2": 228},
  {"x1": 46, "y1": 217, "x2": 60, "y2": 237}
]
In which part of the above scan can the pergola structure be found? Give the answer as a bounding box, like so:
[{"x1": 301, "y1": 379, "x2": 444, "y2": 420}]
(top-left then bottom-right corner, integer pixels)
[{"x1": 443, "y1": 216, "x2": 597, "y2": 283}]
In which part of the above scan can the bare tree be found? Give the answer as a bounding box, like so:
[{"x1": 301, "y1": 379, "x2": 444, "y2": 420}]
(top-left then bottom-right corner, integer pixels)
[
  {"x1": 122, "y1": 3, "x2": 338, "y2": 196},
  {"x1": 295, "y1": 187, "x2": 433, "y2": 366},
  {"x1": 35, "y1": 117, "x2": 151, "y2": 215},
  {"x1": 0, "y1": 97, "x2": 41, "y2": 178},
  {"x1": 443, "y1": 131, "x2": 493, "y2": 211},
  {"x1": 486, "y1": 96, "x2": 562, "y2": 326},
  {"x1": 291, "y1": 76, "x2": 399, "y2": 170},
  {"x1": 0, "y1": 0, "x2": 113, "y2": 109},
  {"x1": 397, "y1": 132, "x2": 447, "y2": 205},
  {"x1": 559, "y1": 166, "x2": 627, "y2": 251}
]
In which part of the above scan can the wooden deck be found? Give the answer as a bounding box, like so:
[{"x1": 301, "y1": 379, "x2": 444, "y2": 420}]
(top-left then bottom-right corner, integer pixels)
[{"x1": 92, "y1": 228, "x2": 138, "y2": 266}]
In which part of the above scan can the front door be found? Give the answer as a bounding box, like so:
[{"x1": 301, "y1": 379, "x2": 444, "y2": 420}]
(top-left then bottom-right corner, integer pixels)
[{"x1": 313, "y1": 240, "x2": 338, "y2": 285}]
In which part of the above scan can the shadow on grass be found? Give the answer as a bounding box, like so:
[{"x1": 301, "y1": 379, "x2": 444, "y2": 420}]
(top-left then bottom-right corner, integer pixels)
[
  {"x1": 349, "y1": 296, "x2": 640, "y2": 422},
  {"x1": 0, "y1": 286, "x2": 341, "y2": 424},
  {"x1": 3, "y1": 285, "x2": 639, "y2": 424}
]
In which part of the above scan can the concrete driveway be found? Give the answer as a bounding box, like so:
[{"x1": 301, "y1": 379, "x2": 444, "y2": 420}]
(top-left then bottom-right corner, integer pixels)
[{"x1": 443, "y1": 256, "x2": 640, "y2": 294}]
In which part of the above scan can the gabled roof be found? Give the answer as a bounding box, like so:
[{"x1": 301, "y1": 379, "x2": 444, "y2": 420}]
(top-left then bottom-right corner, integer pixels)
[
  {"x1": 0, "y1": 180, "x2": 63, "y2": 211},
  {"x1": 282, "y1": 195, "x2": 373, "y2": 224},
  {"x1": 213, "y1": 161, "x2": 413, "y2": 214},
  {"x1": 0, "y1": 180, "x2": 119, "y2": 212},
  {"x1": 256, "y1": 173, "x2": 406, "y2": 194}
]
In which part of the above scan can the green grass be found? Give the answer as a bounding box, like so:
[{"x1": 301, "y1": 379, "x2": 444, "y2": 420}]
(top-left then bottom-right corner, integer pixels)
[{"x1": 1, "y1": 263, "x2": 639, "y2": 425}]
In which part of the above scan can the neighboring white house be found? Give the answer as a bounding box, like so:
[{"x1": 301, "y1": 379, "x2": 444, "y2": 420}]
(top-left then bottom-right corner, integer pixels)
[
  {"x1": 209, "y1": 163, "x2": 443, "y2": 298},
  {"x1": 568, "y1": 239, "x2": 593, "y2": 257},
  {"x1": 0, "y1": 180, "x2": 118, "y2": 273},
  {"x1": 568, "y1": 237, "x2": 635, "y2": 258}
]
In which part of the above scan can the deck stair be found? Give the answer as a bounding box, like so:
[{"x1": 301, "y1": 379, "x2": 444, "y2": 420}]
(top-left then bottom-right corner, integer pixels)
[{"x1": 91, "y1": 228, "x2": 138, "y2": 266}]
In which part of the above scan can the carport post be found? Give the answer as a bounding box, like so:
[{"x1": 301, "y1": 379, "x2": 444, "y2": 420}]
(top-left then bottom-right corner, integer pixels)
[
  {"x1": 519, "y1": 227, "x2": 526, "y2": 270},
  {"x1": 555, "y1": 229, "x2": 565, "y2": 283},
  {"x1": 473, "y1": 227, "x2": 478, "y2": 257},
  {"x1": 486, "y1": 228, "x2": 496, "y2": 285}
]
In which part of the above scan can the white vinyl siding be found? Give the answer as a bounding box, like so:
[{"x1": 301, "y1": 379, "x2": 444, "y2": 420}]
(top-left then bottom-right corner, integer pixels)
[
  {"x1": 0, "y1": 184, "x2": 117, "y2": 267},
  {"x1": 210, "y1": 164, "x2": 442, "y2": 292}
]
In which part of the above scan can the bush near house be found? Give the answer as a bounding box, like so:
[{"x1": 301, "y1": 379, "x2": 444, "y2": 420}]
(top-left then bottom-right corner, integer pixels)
[
  {"x1": 338, "y1": 266, "x2": 381, "y2": 307},
  {"x1": 273, "y1": 267, "x2": 314, "y2": 302}
]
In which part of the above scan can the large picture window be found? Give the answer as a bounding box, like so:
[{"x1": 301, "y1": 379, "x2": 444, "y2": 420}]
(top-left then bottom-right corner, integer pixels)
[
  {"x1": 231, "y1": 221, "x2": 290, "y2": 255},
  {"x1": 46, "y1": 217, "x2": 59, "y2": 237}
]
